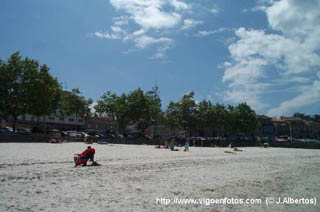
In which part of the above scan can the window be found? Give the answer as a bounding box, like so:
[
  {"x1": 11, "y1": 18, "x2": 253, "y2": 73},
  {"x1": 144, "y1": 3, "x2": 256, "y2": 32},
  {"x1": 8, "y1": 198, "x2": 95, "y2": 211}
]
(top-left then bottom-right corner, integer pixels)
[{"x1": 69, "y1": 118, "x2": 74, "y2": 122}]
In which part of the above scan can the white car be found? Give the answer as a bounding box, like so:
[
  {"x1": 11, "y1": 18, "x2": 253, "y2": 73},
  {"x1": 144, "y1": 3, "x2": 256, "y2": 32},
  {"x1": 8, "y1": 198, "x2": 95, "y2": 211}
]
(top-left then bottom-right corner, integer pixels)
[
  {"x1": 77, "y1": 132, "x2": 88, "y2": 137},
  {"x1": 66, "y1": 131, "x2": 77, "y2": 137}
]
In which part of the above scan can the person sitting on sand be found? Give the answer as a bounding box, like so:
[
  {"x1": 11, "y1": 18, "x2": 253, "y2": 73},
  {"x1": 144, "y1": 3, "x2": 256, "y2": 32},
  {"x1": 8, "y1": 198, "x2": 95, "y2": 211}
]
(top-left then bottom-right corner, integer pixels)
[{"x1": 80, "y1": 146, "x2": 95, "y2": 164}]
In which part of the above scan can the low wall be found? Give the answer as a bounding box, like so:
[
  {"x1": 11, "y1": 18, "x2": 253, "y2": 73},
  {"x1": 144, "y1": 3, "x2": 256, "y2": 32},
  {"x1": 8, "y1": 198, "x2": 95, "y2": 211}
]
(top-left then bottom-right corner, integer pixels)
[
  {"x1": 0, "y1": 133, "x2": 83, "y2": 143},
  {"x1": 0, "y1": 133, "x2": 164, "y2": 145},
  {"x1": 1, "y1": 133, "x2": 319, "y2": 149},
  {"x1": 270, "y1": 141, "x2": 320, "y2": 149}
]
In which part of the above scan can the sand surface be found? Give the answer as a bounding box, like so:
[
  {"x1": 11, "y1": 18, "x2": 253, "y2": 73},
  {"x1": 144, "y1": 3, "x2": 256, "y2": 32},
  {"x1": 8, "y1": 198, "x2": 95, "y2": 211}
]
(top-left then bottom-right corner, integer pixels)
[{"x1": 1, "y1": 143, "x2": 320, "y2": 212}]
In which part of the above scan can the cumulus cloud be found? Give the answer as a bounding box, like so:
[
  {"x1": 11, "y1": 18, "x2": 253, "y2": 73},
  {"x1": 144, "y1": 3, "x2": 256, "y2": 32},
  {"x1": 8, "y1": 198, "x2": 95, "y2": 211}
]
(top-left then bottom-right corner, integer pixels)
[
  {"x1": 222, "y1": 0, "x2": 320, "y2": 115},
  {"x1": 268, "y1": 72, "x2": 320, "y2": 116},
  {"x1": 94, "y1": 0, "x2": 192, "y2": 59},
  {"x1": 169, "y1": 0, "x2": 190, "y2": 10},
  {"x1": 109, "y1": 0, "x2": 188, "y2": 30}
]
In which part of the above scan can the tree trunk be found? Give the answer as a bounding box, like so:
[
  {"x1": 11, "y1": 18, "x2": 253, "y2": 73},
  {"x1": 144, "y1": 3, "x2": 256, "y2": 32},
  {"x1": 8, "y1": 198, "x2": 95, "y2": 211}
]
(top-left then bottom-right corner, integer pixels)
[
  {"x1": 44, "y1": 115, "x2": 47, "y2": 135},
  {"x1": 12, "y1": 115, "x2": 17, "y2": 132},
  {"x1": 75, "y1": 113, "x2": 78, "y2": 131}
]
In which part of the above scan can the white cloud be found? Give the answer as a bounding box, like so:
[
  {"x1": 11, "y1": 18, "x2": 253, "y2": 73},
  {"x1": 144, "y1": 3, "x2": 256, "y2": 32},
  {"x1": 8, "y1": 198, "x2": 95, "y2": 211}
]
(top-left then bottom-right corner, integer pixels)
[
  {"x1": 95, "y1": 0, "x2": 192, "y2": 59},
  {"x1": 209, "y1": 8, "x2": 219, "y2": 15},
  {"x1": 267, "y1": 72, "x2": 320, "y2": 116},
  {"x1": 95, "y1": 31, "x2": 123, "y2": 39},
  {"x1": 223, "y1": 58, "x2": 270, "y2": 110},
  {"x1": 151, "y1": 45, "x2": 172, "y2": 59},
  {"x1": 169, "y1": 0, "x2": 190, "y2": 11},
  {"x1": 133, "y1": 35, "x2": 174, "y2": 59},
  {"x1": 222, "y1": 0, "x2": 320, "y2": 114},
  {"x1": 134, "y1": 35, "x2": 173, "y2": 49},
  {"x1": 265, "y1": 0, "x2": 320, "y2": 39},
  {"x1": 109, "y1": 0, "x2": 189, "y2": 30},
  {"x1": 181, "y1": 19, "x2": 203, "y2": 31},
  {"x1": 113, "y1": 16, "x2": 129, "y2": 26},
  {"x1": 196, "y1": 28, "x2": 233, "y2": 37}
]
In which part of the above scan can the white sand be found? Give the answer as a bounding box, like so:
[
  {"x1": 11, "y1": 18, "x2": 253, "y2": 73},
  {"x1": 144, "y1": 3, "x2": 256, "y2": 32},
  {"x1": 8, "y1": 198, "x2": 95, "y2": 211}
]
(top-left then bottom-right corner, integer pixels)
[{"x1": 0, "y1": 143, "x2": 319, "y2": 212}]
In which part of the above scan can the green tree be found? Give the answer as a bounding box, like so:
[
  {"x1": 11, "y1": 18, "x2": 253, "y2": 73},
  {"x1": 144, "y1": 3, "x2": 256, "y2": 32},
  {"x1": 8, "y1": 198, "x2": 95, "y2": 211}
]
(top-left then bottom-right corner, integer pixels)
[
  {"x1": 95, "y1": 87, "x2": 162, "y2": 136},
  {"x1": 212, "y1": 104, "x2": 228, "y2": 138},
  {"x1": 0, "y1": 52, "x2": 61, "y2": 131},
  {"x1": 60, "y1": 88, "x2": 93, "y2": 130},
  {"x1": 236, "y1": 103, "x2": 257, "y2": 135},
  {"x1": 196, "y1": 100, "x2": 214, "y2": 135},
  {"x1": 29, "y1": 64, "x2": 62, "y2": 132},
  {"x1": 164, "y1": 101, "x2": 182, "y2": 133},
  {"x1": 225, "y1": 103, "x2": 257, "y2": 136},
  {"x1": 145, "y1": 85, "x2": 162, "y2": 136},
  {"x1": 225, "y1": 105, "x2": 239, "y2": 136},
  {"x1": 164, "y1": 91, "x2": 197, "y2": 136}
]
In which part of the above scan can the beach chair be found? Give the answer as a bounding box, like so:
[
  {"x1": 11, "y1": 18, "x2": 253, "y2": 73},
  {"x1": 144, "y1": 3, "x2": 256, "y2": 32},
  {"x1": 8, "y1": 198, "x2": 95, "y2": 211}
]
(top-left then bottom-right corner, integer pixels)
[{"x1": 73, "y1": 154, "x2": 87, "y2": 167}]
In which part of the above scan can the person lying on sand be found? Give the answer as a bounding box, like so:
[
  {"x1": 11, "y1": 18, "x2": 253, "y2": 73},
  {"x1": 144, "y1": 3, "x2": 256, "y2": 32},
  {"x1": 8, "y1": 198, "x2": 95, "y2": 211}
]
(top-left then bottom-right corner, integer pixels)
[
  {"x1": 233, "y1": 147, "x2": 243, "y2": 152},
  {"x1": 155, "y1": 145, "x2": 168, "y2": 149},
  {"x1": 224, "y1": 151, "x2": 236, "y2": 154}
]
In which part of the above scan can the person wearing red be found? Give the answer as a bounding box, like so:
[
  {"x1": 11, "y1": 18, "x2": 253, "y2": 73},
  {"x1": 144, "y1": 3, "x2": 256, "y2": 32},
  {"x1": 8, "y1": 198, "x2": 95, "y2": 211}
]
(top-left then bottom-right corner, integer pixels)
[{"x1": 80, "y1": 146, "x2": 95, "y2": 164}]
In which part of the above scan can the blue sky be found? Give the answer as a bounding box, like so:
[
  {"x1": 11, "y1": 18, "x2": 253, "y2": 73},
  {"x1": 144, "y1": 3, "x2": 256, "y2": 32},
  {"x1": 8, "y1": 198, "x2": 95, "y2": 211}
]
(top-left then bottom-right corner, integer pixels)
[{"x1": 1, "y1": 0, "x2": 319, "y2": 117}]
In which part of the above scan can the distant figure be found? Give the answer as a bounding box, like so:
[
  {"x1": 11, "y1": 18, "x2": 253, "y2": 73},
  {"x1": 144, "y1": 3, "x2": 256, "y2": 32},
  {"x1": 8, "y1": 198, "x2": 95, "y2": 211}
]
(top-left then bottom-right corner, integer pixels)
[
  {"x1": 169, "y1": 137, "x2": 175, "y2": 151},
  {"x1": 81, "y1": 146, "x2": 95, "y2": 163},
  {"x1": 224, "y1": 151, "x2": 236, "y2": 154},
  {"x1": 233, "y1": 147, "x2": 243, "y2": 152},
  {"x1": 184, "y1": 138, "x2": 189, "y2": 152},
  {"x1": 165, "y1": 140, "x2": 168, "y2": 148}
]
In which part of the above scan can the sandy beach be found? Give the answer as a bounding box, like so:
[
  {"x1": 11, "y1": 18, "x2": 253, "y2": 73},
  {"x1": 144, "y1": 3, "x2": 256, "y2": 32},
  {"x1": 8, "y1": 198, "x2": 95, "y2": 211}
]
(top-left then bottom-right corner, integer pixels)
[{"x1": 0, "y1": 143, "x2": 319, "y2": 212}]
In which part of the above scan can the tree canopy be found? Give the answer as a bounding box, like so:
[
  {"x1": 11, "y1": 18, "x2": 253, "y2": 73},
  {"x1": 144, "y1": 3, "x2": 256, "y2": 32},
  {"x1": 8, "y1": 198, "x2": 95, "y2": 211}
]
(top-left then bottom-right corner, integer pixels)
[
  {"x1": 59, "y1": 88, "x2": 93, "y2": 124},
  {"x1": 0, "y1": 52, "x2": 62, "y2": 131},
  {"x1": 94, "y1": 87, "x2": 161, "y2": 136}
]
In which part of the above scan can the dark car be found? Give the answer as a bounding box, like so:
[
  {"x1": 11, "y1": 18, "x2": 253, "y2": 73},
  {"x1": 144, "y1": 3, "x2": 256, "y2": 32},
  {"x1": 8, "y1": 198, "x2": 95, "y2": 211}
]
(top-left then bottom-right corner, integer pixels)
[
  {"x1": 0, "y1": 127, "x2": 11, "y2": 133},
  {"x1": 16, "y1": 128, "x2": 31, "y2": 135}
]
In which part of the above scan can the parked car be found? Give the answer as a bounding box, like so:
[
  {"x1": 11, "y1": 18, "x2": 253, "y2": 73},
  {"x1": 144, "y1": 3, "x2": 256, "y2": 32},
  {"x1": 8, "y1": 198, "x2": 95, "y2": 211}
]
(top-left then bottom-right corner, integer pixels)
[
  {"x1": 127, "y1": 133, "x2": 140, "y2": 139},
  {"x1": 66, "y1": 131, "x2": 77, "y2": 137},
  {"x1": 6, "y1": 127, "x2": 13, "y2": 132},
  {"x1": 16, "y1": 128, "x2": 31, "y2": 135},
  {"x1": 95, "y1": 133, "x2": 105, "y2": 138},
  {"x1": 76, "y1": 132, "x2": 88, "y2": 137},
  {"x1": 0, "y1": 127, "x2": 11, "y2": 133}
]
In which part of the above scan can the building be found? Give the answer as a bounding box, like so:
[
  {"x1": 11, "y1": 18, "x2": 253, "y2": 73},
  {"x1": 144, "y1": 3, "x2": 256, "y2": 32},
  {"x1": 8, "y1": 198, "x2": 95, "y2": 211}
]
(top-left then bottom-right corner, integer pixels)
[
  {"x1": 84, "y1": 116, "x2": 118, "y2": 132},
  {"x1": 256, "y1": 115, "x2": 275, "y2": 138},
  {"x1": 280, "y1": 116, "x2": 309, "y2": 138},
  {"x1": 15, "y1": 114, "x2": 84, "y2": 131}
]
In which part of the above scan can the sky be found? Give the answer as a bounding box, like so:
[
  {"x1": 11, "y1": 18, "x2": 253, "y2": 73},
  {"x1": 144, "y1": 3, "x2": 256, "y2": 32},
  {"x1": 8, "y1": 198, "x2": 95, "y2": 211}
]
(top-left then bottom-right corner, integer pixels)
[{"x1": 0, "y1": 0, "x2": 319, "y2": 117}]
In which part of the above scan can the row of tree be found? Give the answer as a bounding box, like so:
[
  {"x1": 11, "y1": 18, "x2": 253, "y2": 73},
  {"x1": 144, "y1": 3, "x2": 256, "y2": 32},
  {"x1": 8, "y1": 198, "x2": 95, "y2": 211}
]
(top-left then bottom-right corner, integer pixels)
[
  {"x1": 0, "y1": 52, "x2": 92, "y2": 132},
  {"x1": 0, "y1": 52, "x2": 259, "y2": 136},
  {"x1": 94, "y1": 86, "x2": 161, "y2": 136},
  {"x1": 94, "y1": 89, "x2": 258, "y2": 137},
  {"x1": 163, "y1": 92, "x2": 257, "y2": 137}
]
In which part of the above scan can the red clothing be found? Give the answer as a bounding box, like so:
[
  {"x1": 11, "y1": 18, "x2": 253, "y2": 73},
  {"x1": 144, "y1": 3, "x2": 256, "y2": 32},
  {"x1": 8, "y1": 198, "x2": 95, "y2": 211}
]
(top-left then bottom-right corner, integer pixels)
[{"x1": 80, "y1": 147, "x2": 95, "y2": 158}]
